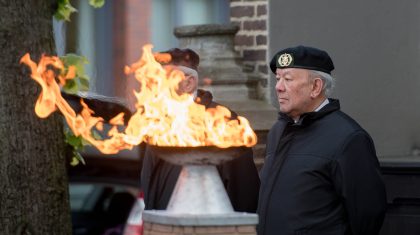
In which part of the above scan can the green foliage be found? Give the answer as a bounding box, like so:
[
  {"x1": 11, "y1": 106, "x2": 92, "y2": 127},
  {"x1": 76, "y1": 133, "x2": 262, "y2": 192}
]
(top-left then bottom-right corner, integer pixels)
[
  {"x1": 60, "y1": 54, "x2": 90, "y2": 94},
  {"x1": 64, "y1": 126, "x2": 104, "y2": 166},
  {"x1": 54, "y1": 0, "x2": 106, "y2": 165},
  {"x1": 54, "y1": 0, "x2": 77, "y2": 21},
  {"x1": 54, "y1": 0, "x2": 106, "y2": 21},
  {"x1": 60, "y1": 54, "x2": 92, "y2": 166},
  {"x1": 69, "y1": 150, "x2": 85, "y2": 166},
  {"x1": 89, "y1": 0, "x2": 105, "y2": 8},
  {"x1": 64, "y1": 127, "x2": 87, "y2": 166}
]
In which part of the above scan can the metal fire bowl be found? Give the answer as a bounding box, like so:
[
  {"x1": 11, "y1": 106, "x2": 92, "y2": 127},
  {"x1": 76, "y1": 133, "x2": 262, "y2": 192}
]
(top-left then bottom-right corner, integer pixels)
[{"x1": 148, "y1": 145, "x2": 247, "y2": 165}]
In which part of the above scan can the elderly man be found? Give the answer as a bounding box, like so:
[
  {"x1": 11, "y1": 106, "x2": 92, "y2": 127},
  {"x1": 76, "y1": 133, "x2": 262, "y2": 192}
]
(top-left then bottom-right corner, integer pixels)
[
  {"x1": 257, "y1": 46, "x2": 386, "y2": 235},
  {"x1": 141, "y1": 48, "x2": 260, "y2": 213}
]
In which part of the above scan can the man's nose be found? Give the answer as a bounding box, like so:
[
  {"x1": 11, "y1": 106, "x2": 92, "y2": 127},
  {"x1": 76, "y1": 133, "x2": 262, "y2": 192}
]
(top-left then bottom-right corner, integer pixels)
[{"x1": 276, "y1": 78, "x2": 285, "y2": 91}]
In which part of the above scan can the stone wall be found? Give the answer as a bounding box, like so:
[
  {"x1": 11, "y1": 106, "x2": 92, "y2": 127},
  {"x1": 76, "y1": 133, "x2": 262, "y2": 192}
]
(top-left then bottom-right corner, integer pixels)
[{"x1": 230, "y1": 0, "x2": 269, "y2": 102}]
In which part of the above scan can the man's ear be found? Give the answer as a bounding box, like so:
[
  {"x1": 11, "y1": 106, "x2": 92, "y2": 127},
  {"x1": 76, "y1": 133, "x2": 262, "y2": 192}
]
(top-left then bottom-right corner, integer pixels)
[{"x1": 311, "y1": 77, "x2": 324, "y2": 98}]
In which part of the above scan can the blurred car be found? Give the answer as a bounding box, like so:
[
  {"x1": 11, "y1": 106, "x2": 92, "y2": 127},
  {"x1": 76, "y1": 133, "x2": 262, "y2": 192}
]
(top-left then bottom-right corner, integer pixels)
[{"x1": 68, "y1": 144, "x2": 144, "y2": 235}]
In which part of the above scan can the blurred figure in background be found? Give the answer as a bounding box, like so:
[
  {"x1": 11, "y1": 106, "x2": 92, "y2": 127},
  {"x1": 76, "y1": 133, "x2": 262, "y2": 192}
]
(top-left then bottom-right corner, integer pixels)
[{"x1": 140, "y1": 48, "x2": 260, "y2": 212}]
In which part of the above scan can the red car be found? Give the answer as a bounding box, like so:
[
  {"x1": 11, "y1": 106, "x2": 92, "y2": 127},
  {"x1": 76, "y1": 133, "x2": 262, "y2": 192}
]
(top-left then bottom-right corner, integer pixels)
[{"x1": 122, "y1": 191, "x2": 145, "y2": 235}]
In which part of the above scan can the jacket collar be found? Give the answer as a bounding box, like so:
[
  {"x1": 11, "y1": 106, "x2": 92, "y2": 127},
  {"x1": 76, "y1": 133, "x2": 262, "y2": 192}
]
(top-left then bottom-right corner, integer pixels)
[{"x1": 278, "y1": 98, "x2": 340, "y2": 126}]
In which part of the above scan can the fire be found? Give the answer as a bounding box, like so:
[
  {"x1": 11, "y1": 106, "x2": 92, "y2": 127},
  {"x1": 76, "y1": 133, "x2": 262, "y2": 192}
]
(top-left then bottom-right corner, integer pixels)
[{"x1": 20, "y1": 44, "x2": 257, "y2": 154}]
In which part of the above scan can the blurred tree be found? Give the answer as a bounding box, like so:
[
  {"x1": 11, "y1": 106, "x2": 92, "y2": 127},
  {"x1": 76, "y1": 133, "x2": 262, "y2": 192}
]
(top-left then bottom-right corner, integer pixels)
[{"x1": 0, "y1": 0, "x2": 72, "y2": 234}]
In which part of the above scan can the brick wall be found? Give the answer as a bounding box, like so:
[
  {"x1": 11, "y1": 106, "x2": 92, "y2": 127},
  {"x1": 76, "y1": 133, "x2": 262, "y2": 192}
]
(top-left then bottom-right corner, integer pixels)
[
  {"x1": 230, "y1": 0, "x2": 269, "y2": 101},
  {"x1": 143, "y1": 222, "x2": 257, "y2": 235}
]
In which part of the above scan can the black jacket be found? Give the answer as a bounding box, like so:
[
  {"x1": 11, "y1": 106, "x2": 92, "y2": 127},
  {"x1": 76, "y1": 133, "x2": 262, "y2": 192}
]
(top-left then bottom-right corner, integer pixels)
[
  {"x1": 141, "y1": 89, "x2": 260, "y2": 212},
  {"x1": 258, "y1": 99, "x2": 386, "y2": 235}
]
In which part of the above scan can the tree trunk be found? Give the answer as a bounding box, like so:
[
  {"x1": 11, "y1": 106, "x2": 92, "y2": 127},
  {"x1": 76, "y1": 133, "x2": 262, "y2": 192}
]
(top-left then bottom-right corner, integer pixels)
[{"x1": 0, "y1": 1, "x2": 72, "y2": 234}]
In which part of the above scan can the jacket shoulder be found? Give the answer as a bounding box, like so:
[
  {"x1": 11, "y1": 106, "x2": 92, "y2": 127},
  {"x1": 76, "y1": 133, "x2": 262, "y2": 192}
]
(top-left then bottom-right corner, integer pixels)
[
  {"x1": 326, "y1": 110, "x2": 368, "y2": 135},
  {"x1": 322, "y1": 111, "x2": 375, "y2": 157}
]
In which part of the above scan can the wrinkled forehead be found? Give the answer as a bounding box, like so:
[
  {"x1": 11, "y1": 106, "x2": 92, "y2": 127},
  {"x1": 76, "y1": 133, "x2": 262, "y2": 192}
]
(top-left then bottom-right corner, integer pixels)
[{"x1": 275, "y1": 67, "x2": 309, "y2": 77}]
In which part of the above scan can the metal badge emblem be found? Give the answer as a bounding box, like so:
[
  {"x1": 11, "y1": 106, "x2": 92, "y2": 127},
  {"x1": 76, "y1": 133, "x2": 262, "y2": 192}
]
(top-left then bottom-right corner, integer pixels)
[{"x1": 278, "y1": 53, "x2": 293, "y2": 67}]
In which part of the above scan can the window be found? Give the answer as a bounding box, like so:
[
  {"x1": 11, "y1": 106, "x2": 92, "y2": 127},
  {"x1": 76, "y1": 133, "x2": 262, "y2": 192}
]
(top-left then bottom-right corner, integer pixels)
[{"x1": 151, "y1": 0, "x2": 229, "y2": 51}]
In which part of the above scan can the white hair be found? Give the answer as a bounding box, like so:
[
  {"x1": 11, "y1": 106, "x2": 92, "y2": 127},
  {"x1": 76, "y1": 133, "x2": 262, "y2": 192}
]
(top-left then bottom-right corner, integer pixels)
[
  {"x1": 175, "y1": 65, "x2": 199, "y2": 79},
  {"x1": 309, "y1": 70, "x2": 335, "y2": 97}
]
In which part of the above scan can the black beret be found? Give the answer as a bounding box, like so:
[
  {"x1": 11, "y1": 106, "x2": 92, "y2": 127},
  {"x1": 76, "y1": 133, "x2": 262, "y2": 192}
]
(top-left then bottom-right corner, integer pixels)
[
  {"x1": 270, "y1": 45, "x2": 334, "y2": 74},
  {"x1": 159, "y1": 48, "x2": 200, "y2": 70}
]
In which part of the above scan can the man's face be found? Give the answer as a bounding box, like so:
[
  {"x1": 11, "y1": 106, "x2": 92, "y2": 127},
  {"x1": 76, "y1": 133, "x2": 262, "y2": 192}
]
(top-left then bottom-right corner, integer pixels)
[
  {"x1": 164, "y1": 65, "x2": 199, "y2": 95},
  {"x1": 275, "y1": 68, "x2": 315, "y2": 120},
  {"x1": 177, "y1": 74, "x2": 198, "y2": 94}
]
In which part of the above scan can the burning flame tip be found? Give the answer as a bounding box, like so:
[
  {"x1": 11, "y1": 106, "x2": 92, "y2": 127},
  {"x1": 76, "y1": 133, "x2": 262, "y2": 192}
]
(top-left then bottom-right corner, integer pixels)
[{"x1": 20, "y1": 53, "x2": 30, "y2": 63}]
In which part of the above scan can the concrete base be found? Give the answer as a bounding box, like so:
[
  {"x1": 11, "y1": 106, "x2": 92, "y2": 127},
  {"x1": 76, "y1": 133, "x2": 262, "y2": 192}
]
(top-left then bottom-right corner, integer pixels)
[
  {"x1": 166, "y1": 165, "x2": 234, "y2": 214},
  {"x1": 143, "y1": 211, "x2": 258, "y2": 226}
]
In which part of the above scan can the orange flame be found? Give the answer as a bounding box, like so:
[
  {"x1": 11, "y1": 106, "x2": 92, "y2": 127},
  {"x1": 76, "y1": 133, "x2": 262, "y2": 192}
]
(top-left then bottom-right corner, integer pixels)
[
  {"x1": 20, "y1": 53, "x2": 133, "y2": 154},
  {"x1": 20, "y1": 44, "x2": 257, "y2": 154}
]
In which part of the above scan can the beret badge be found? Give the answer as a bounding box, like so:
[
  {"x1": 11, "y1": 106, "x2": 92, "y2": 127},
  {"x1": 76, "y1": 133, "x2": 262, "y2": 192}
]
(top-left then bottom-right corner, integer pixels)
[{"x1": 278, "y1": 53, "x2": 293, "y2": 67}]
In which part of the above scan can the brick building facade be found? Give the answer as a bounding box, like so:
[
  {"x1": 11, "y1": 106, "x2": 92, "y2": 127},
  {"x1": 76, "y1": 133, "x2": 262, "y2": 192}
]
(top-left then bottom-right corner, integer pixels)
[{"x1": 230, "y1": 0, "x2": 270, "y2": 102}]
